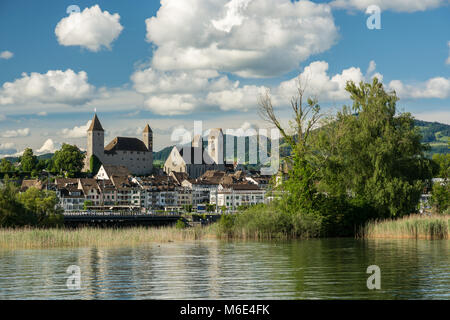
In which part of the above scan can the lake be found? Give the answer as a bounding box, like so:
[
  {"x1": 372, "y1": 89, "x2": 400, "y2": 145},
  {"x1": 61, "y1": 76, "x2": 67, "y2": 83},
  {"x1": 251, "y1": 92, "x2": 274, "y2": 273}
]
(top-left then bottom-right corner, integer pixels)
[{"x1": 0, "y1": 238, "x2": 448, "y2": 299}]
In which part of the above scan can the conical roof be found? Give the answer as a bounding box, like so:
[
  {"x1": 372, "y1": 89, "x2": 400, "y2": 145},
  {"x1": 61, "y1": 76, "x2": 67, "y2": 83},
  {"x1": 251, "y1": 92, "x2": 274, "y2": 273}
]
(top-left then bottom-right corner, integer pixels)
[
  {"x1": 88, "y1": 114, "x2": 104, "y2": 132},
  {"x1": 143, "y1": 124, "x2": 152, "y2": 133}
]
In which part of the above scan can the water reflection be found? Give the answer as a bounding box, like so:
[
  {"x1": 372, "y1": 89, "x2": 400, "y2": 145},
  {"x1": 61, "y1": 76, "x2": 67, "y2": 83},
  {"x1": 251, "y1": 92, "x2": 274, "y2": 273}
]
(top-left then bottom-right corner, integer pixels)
[{"x1": 0, "y1": 239, "x2": 448, "y2": 299}]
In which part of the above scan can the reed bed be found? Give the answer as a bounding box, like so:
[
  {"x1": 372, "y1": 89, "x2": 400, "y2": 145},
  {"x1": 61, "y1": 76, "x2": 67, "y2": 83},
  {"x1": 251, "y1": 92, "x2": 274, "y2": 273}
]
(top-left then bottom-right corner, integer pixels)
[
  {"x1": 361, "y1": 214, "x2": 449, "y2": 239},
  {"x1": 0, "y1": 225, "x2": 218, "y2": 249}
]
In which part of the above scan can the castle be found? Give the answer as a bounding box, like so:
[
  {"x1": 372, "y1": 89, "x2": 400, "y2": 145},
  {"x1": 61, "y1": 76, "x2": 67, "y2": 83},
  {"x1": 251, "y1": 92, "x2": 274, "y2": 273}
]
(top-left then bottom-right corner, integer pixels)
[{"x1": 84, "y1": 114, "x2": 153, "y2": 175}]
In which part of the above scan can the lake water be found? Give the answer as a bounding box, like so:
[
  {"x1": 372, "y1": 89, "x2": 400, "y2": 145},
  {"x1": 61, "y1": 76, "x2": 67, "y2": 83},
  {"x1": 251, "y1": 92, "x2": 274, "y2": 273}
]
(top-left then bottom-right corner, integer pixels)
[{"x1": 0, "y1": 238, "x2": 448, "y2": 299}]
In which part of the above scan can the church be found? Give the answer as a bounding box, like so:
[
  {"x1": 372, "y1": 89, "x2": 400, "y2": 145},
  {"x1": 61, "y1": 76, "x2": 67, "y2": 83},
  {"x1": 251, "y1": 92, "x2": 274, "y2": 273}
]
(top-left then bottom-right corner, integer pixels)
[{"x1": 84, "y1": 114, "x2": 153, "y2": 175}]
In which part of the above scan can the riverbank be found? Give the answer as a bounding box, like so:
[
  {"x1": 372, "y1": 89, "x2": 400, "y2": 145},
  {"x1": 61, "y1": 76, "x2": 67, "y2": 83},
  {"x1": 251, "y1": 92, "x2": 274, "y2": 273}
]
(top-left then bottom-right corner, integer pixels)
[
  {"x1": 361, "y1": 214, "x2": 449, "y2": 239},
  {"x1": 0, "y1": 225, "x2": 218, "y2": 249}
]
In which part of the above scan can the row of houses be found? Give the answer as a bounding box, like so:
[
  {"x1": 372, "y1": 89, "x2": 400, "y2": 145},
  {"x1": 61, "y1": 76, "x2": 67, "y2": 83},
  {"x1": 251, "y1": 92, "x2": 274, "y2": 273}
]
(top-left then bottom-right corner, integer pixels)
[{"x1": 20, "y1": 165, "x2": 273, "y2": 213}]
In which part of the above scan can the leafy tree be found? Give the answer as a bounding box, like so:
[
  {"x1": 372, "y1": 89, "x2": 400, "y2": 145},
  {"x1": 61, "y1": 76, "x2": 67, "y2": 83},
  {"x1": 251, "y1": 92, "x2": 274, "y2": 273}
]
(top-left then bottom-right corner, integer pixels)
[
  {"x1": 0, "y1": 179, "x2": 37, "y2": 227},
  {"x1": 432, "y1": 153, "x2": 450, "y2": 179},
  {"x1": 316, "y1": 78, "x2": 432, "y2": 218},
  {"x1": 430, "y1": 182, "x2": 449, "y2": 214},
  {"x1": 0, "y1": 158, "x2": 15, "y2": 173},
  {"x1": 83, "y1": 200, "x2": 93, "y2": 210},
  {"x1": 89, "y1": 154, "x2": 102, "y2": 174},
  {"x1": 17, "y1": 187, "x2": 63, "y2": 227},
  {"x1": 53, "y1": 144, "x2": 85, "y2": 177},
  {"x1": 19, "y1": 148, "x2": 37, "y2": 172}
]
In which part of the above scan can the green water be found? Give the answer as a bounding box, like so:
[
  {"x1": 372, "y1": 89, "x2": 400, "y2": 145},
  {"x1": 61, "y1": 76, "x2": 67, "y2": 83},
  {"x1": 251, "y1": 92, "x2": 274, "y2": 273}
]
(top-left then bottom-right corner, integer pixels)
[{"x1": 0, "y1": 238, "x2": 448, "y2": 299}]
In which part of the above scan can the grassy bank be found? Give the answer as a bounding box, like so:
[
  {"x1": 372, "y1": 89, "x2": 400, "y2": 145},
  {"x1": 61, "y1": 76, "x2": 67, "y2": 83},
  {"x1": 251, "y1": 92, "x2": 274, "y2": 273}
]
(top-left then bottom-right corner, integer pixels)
[
  {"x1": 0, "y1": 225, "x2": 218, "y2": 249},
  {"x1": 361, "y1": 214, "x2": 449, "y2": 239}
]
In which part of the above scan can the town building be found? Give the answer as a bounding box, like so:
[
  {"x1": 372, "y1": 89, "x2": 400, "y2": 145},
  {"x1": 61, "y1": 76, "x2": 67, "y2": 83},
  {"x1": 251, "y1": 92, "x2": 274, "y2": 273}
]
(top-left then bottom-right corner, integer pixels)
[{"x1": 84, "y1": 114, "x2": 153, "y2": 175}]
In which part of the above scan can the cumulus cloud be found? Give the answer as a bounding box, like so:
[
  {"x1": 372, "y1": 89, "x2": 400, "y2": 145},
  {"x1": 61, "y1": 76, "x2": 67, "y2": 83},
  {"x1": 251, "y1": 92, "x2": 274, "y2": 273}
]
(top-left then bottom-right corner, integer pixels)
[
  {"x1": 0, "y1": 51, "x2": 13, "y2": 59},
  {"x1": 62, "y1": 120, "x2": 92, "y2": 138},
  {"x1": 275, "y1": 61, "x2": 365, "y2": 102},
  {"x1": 330, "y1": 0, "x2": 447, "y2": 12},
  {"x1": 37, "y1": 139, "x2": 61, "y2": 154},
  {"x1": 0, "y1": 69, "x2": 95, "y2": 106},
  {"x1": 145, "y1": 0, "x2": 338, "y2": 78},
  {"x1": 55, "y1": 5, "x2": 123, "y2": 52},
  {"x1": 0, "y1": 128, "x2": 30, "y2": 138},
  {"x1": 388, "y1": 77, "x2": 450, "y2": 99}
]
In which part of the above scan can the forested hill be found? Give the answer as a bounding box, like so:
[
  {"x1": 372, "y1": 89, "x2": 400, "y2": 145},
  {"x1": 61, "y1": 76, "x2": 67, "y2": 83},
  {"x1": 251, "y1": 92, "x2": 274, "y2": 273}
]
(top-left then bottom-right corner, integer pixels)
[{"x1": 414, "y1": 120, "x2": 449, "y2": 155}]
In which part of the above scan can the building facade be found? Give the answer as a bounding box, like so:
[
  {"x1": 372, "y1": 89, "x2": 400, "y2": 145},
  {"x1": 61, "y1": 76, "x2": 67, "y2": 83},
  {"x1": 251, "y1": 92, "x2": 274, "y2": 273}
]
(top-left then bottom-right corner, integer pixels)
[{"x1": 84, "y1": 114, "x2": 153, "y2": 175}]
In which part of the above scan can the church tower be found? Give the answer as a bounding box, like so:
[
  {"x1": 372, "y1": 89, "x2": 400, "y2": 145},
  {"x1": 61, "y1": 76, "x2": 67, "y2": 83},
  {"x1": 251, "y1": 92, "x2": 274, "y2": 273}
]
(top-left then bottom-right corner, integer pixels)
[
  {"x1": 143, "y1": 124, "x2": 153, "y2": 152},
  {"x1": 85, "y1": 114, "x2": 104, "y2": 171},
  {"x1": 143, "y1": 124, "x2": 153, "y2": 172}
]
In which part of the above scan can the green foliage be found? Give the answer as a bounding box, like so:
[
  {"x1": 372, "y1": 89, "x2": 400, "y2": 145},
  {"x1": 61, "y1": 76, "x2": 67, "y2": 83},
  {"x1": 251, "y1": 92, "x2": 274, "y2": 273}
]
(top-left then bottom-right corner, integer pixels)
[
  {"x1": 89, "y1": 154, "x2": 102, "y2": 175},
  {"x1": 19, "y1": 148, "x2": 37, "y2": 172},
  {"x1": 83, "y1": 200, "x2": 94, "y2": 210},
  {"x1": 430, "y1": 182, "x2": 450, "y2": 214},
  {"x1": 0, "y1": 158, "x2": 15, "y2": 173},
  {"x1": 315, "y1": 78, "x2": 432, "y2": 218},
  {"x1": 53, "y1": 144, "x2": 85, "y2": 177},
  {"x1": 0, "y1": 180, "x2": 63, "y2": 228},
  {"x1": 432, "y1": 153, "x2": 450, "y2": 179},
  {"x1": 175, "y1": 218, "x2": 187, "y2": 229}
]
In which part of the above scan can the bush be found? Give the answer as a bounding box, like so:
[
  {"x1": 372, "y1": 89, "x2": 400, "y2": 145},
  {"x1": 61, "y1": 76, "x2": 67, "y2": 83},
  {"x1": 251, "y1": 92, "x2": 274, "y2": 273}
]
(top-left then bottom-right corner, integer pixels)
[{"x1": 175, "y1": 218, "x2": 187, "y2": 229}]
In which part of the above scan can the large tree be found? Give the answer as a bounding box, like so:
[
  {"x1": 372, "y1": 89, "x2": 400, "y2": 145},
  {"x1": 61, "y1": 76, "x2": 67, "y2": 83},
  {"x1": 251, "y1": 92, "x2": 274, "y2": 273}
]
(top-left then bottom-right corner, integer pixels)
[
  {"x1": 53, "y1": 144, "x2": 85, "y2": 177},
  {"x1": 316, "y1": 78, "x2": 432, "y2": 217},
  {"x1": 19, "y1": 148, "x2": 37, "y2": 172}
]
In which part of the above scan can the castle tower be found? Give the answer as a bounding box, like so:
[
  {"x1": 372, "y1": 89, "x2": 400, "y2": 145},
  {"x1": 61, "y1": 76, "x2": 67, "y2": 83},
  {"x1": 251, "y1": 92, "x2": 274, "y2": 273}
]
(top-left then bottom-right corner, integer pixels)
[
  {"x1": 208, "y1": 128, "x2": 223, "y2": 165},
  {"x1": 143, "y1": 124, "x2": 153, "y2": 152},
  {"x1": 143, "y1": 124, "x2": 153, "y2": 172},
  {"x1": 85, "y1": 114, "x2": 104, "y2": 170}
]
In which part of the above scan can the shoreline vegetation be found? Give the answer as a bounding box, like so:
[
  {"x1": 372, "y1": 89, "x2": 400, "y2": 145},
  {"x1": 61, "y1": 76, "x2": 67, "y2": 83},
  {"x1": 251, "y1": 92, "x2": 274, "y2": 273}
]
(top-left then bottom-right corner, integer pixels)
[{"x1": 0, "y1": 214, "x2": 448, "y2": 249}]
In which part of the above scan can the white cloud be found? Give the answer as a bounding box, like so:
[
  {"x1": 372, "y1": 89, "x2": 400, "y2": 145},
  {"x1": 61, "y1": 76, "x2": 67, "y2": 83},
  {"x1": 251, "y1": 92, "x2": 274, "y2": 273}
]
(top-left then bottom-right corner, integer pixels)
[
  {"x1": 62, "y1": 120, "x2": 92, "y2": 138},
  {"x1": 0, "y1": 69, "x2": 95, "y2": 106},
  {"x1": 388, "y1": 77, "x2": 450, "y2": 99},
  {"x1": 0, "y1": 128, "x2": 30, "y2": 138},
  {"x1": 413, "y1": 111, "x2": 450, "y2": 125},
  {"x1": 55, "y1": 5, "x2": 123, "y2": 52},
  {"x1": 275, "y1": 61, "x2": 365, "y2": 102},
  {"x1": 330, "y1": 0, "x2": 447, "y2": 12},
  {"x1": 37, "y1": 139, "x2": 61, "y2": 154},
  {"x1": 0, "y1": 51, "x2": 13, "y2": 59},
  {"x1": 145, "y1": 0, "x2": 338, "y2": 78}
]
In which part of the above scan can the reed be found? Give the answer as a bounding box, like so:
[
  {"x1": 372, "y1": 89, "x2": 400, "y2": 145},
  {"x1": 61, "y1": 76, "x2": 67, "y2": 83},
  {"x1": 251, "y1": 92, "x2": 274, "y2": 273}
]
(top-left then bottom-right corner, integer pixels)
[
  {"x1": 0, "y1": 225, "x2": 218, "y2": 249},
  {"x1": 360, "y1": 214, "x2": 449, "y2": 239}
]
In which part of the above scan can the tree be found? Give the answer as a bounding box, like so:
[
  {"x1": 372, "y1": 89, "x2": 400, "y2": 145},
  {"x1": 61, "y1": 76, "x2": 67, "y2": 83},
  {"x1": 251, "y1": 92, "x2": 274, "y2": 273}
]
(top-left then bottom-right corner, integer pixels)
[
  {"x1": 316, "y1": 78, "x2": 432, "y2": 218},
  {"x1": 53, "y1": 144, "x2": 85, "y2": 177},
  {"x1": 0, "y1": 158, "x2": 15, "y2": 173},
  {"x1": 20, "y1": 148, "x2": 37, "y2": 172},
  {"x1": 258, "y1": 77, "x2": 324, "y2": 236},
  {"x1": 17, "y1": 187, "x2": 63, "y2": 226},
  {"x1": 0, "y1": 179, "x2": 37, "y2": 227},
  {"x1": 432, "y1": 153, "x2": 450, "y2": 179}
]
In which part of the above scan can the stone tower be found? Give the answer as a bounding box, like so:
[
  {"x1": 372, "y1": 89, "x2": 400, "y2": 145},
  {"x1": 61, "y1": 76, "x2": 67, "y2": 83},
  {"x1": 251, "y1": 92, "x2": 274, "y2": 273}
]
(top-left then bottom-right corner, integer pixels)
[
  {"x1": 143, "y1": 124, "x2": 153, "y2": 152},
  {"x1": 85, "y1": 114, "x2": 104, "y2": 170},
  {"x1": 208, "y1": 128, "x2": 223, "y2": 165},
  {"x1": 143, "y1": 124, "x2": 153, "y2": 172}
]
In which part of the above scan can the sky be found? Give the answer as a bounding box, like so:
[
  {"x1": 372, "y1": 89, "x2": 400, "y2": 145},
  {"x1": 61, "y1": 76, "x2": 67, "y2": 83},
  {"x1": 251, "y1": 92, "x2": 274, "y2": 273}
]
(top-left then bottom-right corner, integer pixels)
[{"x1": 0, "y1": 0, "x2": 449, "y2": 156}]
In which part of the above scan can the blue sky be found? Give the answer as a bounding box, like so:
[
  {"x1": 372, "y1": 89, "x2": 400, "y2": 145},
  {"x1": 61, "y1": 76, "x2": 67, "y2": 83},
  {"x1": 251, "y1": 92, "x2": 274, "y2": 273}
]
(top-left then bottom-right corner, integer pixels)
[{"x1": 0, "y1": 0, "x2": 449, "y2": 155}]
